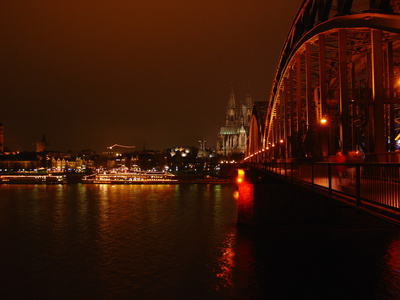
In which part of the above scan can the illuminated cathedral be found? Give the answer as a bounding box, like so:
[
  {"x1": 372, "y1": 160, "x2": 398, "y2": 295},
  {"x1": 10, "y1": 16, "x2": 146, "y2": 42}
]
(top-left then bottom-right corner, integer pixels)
[{"x1": 216, "y1": 85, "x2": 252, "y2": 156}]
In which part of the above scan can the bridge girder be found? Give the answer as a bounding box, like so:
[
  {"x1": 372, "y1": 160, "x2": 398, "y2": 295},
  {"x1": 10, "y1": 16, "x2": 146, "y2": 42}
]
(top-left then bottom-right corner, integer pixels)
[{"x1": 246, "y1": 0, "x2": 400, "y2": 163}]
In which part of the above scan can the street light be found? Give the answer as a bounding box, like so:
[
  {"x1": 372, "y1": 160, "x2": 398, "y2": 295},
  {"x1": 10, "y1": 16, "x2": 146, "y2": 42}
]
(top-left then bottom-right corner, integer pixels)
[{"x1": 320, "y1": 115, "x2": 329, "y2": 157}]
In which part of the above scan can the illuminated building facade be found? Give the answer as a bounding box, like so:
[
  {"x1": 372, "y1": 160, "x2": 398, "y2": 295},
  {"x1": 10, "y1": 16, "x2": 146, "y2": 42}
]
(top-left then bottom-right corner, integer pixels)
[
  {"x1": 217, "y1": 86, "x2": 252, "y2": 156},
  {"x1": 50, "y1": 156, "x2": 93, "y2": 172}
]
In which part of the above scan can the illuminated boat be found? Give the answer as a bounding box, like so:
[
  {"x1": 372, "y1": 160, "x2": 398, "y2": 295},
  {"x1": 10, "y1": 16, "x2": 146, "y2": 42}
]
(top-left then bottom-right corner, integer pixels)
[
  {"x1": 0, "y1": 174, "x2": 66, "y2": 184},
  {"x1": 82, "y1": 171, "x2": 178, "y2": 184}
]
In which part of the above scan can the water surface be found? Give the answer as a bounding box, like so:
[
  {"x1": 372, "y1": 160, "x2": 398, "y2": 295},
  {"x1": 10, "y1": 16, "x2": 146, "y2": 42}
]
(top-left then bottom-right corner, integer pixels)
[{"x1": 0, "y1": 183, "x2": 400, "y2": 299}]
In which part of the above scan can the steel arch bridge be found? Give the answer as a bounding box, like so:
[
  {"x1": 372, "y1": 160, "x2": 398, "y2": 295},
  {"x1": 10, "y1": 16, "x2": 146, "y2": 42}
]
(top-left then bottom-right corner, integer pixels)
[{"x1": 246, "y1": 0, "x2": 400, "y2": 163}]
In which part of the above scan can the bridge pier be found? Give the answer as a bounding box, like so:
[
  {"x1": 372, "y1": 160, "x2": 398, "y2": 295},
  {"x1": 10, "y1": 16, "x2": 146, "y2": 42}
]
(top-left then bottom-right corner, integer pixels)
[
  {"x1": 237, "y1": 173, "x2": 341, "y2": 227},
  {"x1": 236, "y1": 168, "x2": 395, "y2": 228}
]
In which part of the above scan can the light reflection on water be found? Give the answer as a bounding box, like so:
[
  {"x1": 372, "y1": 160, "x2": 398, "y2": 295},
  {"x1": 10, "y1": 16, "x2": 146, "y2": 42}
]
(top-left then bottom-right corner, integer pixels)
[
  {"x1": 0, "y1": 183, "x2": 240, "y2": 299},
  {"x1": 236, "y1": 181, "x2": 254, "y2": 225},
  {"x1": 1, "y1": 183, "x2": 400, "y2": 298},
  {"x1": 215, "y1": 231, "x2": 236, "y2": 291}
]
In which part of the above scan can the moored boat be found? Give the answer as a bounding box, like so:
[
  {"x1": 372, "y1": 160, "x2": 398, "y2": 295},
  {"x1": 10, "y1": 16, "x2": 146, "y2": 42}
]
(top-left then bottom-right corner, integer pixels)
[
  {"x1": 82, "y1": 171, "x2": 178, "y2": 184},
  {"x1": 0, "y1": 174, "x2": 66, "y2": 184}
]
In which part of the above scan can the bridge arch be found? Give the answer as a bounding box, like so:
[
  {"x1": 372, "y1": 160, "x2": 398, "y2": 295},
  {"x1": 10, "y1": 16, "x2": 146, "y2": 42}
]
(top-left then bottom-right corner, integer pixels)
[
  {"x1": 246, "y1": 0, "x2": 400, "y2": 162},
  {"x1": 247, "y1": 102, "x2": 269, "y2": 161}
]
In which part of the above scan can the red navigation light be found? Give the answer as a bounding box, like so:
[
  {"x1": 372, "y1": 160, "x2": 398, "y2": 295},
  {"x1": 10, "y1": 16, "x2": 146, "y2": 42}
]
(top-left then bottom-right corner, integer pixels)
[{"x1": 237, "y1": 169, "x2": 245, "y2": 183}]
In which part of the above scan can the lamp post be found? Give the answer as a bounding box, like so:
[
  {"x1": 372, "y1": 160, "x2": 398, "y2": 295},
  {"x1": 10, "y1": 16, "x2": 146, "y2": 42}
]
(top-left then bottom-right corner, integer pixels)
[{"x1": 320, "y1": 115, "x2": 329, "y2": 158}]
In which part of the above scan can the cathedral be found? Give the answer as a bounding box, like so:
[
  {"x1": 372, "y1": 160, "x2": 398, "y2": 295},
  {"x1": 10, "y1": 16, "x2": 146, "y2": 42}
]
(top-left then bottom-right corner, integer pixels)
[{"x1": 216, "y1": 85, "x2": 252, "y2": 156}]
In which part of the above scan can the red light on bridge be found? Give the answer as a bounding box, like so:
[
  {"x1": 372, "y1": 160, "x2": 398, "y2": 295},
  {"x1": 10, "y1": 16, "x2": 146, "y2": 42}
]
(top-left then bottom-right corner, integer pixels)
[{"x1": 237, "y1": 169, "x2": 245, "y2": 183}]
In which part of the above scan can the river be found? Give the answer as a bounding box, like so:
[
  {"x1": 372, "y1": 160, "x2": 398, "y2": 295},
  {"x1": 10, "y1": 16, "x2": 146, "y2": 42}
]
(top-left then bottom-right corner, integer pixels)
[{"x1": 0, "y1": 183, "x2": 400, "y2": 299}]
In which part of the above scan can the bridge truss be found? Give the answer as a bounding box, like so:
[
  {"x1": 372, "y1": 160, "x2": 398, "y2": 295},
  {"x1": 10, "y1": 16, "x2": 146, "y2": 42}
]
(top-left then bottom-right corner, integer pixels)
[{"x1": 246, "y1": 0, "x2": 400, "y2": 162}]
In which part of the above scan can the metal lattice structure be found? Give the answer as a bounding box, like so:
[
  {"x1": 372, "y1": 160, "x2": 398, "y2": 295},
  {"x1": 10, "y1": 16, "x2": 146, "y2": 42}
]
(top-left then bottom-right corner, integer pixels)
[{"x1": 246, "y1": 0, "x2": 400, "y2": 162}]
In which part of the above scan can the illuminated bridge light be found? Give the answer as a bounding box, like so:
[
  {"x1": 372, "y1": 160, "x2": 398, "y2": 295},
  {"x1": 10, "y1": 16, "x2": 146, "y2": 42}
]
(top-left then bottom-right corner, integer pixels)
[{"x1": 237, "y1": 169, "x2": 245, "y2": 183}]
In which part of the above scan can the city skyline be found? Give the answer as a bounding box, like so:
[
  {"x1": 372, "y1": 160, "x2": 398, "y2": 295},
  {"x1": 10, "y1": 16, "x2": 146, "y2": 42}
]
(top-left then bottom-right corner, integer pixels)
[{"x1": 0, "y1": 0, "x2": 300, "y2": 152}]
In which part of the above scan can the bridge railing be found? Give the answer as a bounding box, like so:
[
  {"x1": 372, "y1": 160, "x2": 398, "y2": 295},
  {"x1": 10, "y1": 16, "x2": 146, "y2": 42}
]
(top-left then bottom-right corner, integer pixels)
[{"x1": 249, "y1": 162, "x2": 400, "y2": 215}]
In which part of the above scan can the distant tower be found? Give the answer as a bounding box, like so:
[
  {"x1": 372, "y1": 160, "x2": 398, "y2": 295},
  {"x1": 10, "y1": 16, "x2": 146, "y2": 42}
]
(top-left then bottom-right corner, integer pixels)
[
  {"x1": 36, "y1": 134, "x2": 47, "y2": 152},
  {"x1": 226, "y1": 84, "x2": 237, "y2": 126},
  {"x1": 0, "y1": 123, "x2": 3, "y2": 152},
  {"x1": 243, "y1": 81, "x2": 253, "y2": 126},
  {"x1": 198, "y1": 137, "x2": 206, "y2": 151}
]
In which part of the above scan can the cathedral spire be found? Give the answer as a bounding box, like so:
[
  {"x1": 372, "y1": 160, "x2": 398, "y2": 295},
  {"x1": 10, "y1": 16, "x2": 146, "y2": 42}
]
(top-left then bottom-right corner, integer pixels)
[
  {"x1": 228, "y1": 82, "x2": 236, "y2": 108},
  {"x1": 226, "y1": 82, "x2": 237, "y2": 126},
  {"x1": 245, "y1": 80, "x2": 252, "y2": 107}
]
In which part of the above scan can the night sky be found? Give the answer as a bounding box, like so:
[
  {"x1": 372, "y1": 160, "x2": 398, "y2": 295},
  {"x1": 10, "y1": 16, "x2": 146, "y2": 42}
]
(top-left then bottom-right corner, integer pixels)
[{"x1": 1, "y1": 0, "x2": 300, "y2": 152}]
